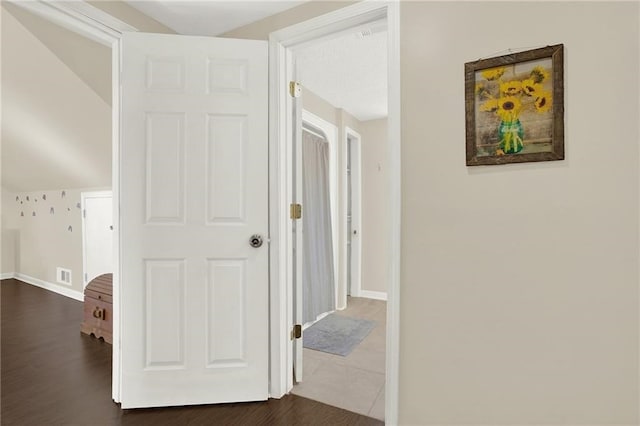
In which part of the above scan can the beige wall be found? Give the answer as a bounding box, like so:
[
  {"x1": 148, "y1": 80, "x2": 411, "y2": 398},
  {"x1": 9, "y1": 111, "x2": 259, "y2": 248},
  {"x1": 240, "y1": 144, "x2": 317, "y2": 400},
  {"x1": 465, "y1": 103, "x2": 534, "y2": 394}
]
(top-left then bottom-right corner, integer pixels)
[
  {"x1": 3, "y1": 2, "x2": 112, "y2": 105},
  {"x1": 359, "y1": 118, "x2": 389, "y2": 295},
  {"x1": 1, "y1": 188, "x2": 105, "y2": 294},
  {"x1": 400, "y1": 2, "x2": 639, "y2": 424},
  {"x1": 2, "y1": 188, "x2": 17, "y2": 275},
  {"x1": 2, "y1": 8, "x2": 112, "y2": 193},
  {"x1": 304, "y1": 89, "x2": 341, "y2": 126},
  {"x1": 1, "y1": 227, "x2": 17, "y2": 275}
]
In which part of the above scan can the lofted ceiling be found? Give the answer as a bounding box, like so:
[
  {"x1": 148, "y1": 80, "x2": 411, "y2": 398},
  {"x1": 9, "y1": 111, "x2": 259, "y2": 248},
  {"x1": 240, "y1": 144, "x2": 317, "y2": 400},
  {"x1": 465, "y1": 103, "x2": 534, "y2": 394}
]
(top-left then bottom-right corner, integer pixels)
[
  {"x1": 1, "y1": 3, "x2": 112, "y2": 193},
  {"x1": 3, "y1": 2, "x2": 112, "y2": 106},
  {"x1": 125, "y1": 1, "x2": 310, "y2": 36}
]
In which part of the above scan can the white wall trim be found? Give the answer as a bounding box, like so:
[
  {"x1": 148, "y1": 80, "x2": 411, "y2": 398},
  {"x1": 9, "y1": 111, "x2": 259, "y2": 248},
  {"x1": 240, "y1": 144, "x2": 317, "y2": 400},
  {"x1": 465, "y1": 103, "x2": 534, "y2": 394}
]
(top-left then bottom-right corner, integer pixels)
[
  {"x1": 269, "y1": 3, "x2": 401, "y2": 424},
  {"x1": 56, "y1": 1, "x2": 138, "y2": 33},
  {"x1": 267, "y1": 36, "x2": 291, "y2": 399},
  {"x1": 344, "y1": 126, "x2": 362, "y2": 299},
  {"x1": 270, "y1": 2, "x2": 387, "y2": 51},
  {"x1": 12, "y1": 272, "x2": 85, "y2": 301},
  {"x1": 385, "y1": 2, "x2": 402, "y2": 424},
  {"x1": 360, "y1": 290, "x2": 387, "y2": 301},
  {"x1": 0, "y1": 272, "x2": 16, "y2": 280},
  {"x1": 8, "y1": 0, "x2": 132, "y2": 47},
  {"x1": 111, "y1": 37, "x2": 123, "y2": 405}
]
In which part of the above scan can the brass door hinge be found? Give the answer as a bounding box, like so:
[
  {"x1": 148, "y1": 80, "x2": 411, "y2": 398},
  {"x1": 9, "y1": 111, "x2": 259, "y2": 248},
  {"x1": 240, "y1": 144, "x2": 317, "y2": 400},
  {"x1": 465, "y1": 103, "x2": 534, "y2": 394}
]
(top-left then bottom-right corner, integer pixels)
[
  {"x1": 291, "y1": 324, "x2": 302, "y2": 340},
  {"x1": 290, "y1": 203, "x2": 302, "y2": 220},
  {"x1": 289, "y1": 81, "x2": 301, "y2": 98}
]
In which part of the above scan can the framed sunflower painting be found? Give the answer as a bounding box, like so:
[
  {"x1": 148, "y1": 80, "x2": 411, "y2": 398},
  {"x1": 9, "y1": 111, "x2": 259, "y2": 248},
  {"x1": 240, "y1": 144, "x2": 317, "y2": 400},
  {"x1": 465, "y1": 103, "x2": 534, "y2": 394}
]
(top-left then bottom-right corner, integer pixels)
[{"x1": 465, "y1": 44, "x2": 564, "y2": 166}]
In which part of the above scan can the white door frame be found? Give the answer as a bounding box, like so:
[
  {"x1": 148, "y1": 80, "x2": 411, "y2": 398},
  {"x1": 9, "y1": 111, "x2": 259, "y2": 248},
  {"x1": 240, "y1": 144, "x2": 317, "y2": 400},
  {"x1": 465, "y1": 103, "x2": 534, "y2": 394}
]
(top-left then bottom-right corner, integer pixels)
[
  {"x1": 345, "y1": 127, "x2": 362, "y2": 298},
  {"x1": 81, "y1": 190, "x2": 113, "y2": 288},
  {"x1": 7, "y1": 0, "x2": 132, "y2": 403},
  {"x1": 268, "y1": 2, "x2": 401, "y2": 423}
]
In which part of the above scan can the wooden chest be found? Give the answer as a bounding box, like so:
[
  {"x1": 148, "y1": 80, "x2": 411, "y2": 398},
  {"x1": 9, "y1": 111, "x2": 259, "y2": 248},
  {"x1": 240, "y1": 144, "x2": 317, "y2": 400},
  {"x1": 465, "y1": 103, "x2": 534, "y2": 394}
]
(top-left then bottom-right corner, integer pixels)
[{"x1": 80, "y1": 273, "x2": 113, "y2": 344}]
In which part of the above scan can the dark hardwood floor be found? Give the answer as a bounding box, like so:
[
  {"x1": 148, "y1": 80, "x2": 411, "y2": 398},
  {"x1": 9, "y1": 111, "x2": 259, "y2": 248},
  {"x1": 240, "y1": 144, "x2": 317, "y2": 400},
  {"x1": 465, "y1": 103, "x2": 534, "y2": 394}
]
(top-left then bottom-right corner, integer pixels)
[{"x1": 1, "y1": 279, "x2": 383, "y2": 425}]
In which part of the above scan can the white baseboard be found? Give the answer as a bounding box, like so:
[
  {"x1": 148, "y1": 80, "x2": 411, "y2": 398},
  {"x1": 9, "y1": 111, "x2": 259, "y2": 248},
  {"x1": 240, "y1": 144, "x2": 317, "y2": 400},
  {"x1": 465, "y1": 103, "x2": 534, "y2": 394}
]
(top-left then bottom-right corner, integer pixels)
[
  {"x1": 0, "y1": 272, "x2": 16, "y2": 280},
  {"x1": 13, "y1": 273, "x2": 84, "y2": 301},
  {"x1": 359, "y1": 290, "x2": 387, "y2": 301}
]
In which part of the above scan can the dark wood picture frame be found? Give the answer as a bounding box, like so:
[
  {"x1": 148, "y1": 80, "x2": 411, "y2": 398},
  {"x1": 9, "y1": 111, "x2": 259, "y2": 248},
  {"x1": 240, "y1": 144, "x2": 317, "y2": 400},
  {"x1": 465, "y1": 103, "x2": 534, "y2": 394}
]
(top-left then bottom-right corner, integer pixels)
[{"x1": 465, "y1": 44, "x2": 564, "y2": 166}]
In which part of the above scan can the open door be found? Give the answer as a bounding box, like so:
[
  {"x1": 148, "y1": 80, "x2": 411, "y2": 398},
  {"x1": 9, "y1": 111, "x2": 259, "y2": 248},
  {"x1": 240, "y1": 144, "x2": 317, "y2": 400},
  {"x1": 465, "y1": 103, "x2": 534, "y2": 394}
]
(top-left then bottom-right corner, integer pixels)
[{"x1": 120, "y1": 32, "x2": 268, "y2": 408}]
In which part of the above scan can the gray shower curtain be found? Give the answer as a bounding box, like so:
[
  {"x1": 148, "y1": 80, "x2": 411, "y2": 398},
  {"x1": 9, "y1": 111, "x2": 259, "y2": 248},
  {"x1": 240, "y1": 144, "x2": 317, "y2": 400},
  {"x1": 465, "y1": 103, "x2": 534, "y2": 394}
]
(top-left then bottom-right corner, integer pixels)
[{"x1": 302, "y1": 129, "x2": 336, "y2": 324}]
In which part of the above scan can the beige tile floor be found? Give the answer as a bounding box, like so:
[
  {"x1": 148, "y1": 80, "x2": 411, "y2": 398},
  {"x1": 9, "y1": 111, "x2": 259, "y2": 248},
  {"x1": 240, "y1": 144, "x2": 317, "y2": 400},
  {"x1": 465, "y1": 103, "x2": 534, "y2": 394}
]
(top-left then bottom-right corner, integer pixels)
[{"x1": 291, "y1": 297, "x2": 386, "y2": 421}]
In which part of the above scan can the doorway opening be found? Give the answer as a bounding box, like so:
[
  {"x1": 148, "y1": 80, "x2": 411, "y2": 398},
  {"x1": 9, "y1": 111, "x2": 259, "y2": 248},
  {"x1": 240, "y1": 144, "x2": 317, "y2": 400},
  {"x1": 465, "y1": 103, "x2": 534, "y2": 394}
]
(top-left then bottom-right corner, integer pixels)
[
  {"x1": 268, "y1": 3, "x2": 401, "y2": 422},
  {"x1": 272, "y1": 4, "x2": 395, "y2": 420},
  {"x1": 294, "y1": 109, "x2": 389, "y2": 411}
]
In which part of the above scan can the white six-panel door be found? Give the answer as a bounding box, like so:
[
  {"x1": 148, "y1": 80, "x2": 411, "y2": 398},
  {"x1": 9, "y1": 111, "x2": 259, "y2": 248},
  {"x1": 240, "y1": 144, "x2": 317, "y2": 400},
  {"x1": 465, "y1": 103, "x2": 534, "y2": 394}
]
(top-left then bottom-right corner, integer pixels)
[{"x1": 120, "y1": 32, "x2": 268, "y2": 408}]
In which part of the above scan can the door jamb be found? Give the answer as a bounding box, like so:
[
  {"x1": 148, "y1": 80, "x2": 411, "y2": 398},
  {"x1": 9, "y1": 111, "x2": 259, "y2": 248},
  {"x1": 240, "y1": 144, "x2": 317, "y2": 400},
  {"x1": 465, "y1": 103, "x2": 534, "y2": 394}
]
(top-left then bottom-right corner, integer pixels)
[
  {"x1": 344, "y1": 127, "x2": 362, "y2": 298},
  {"x1": 7, "y1": 0, "x2": 134, "y2": 404},
  {"x1": 268, "y1": 2, "x2": 401, "y2": 423}
]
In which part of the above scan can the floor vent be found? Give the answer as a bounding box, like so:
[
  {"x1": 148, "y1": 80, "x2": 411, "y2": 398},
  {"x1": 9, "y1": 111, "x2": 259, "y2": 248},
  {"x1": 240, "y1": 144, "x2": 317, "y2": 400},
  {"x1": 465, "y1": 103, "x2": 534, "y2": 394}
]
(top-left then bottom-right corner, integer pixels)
[{"x1": 57, "y1": 268, "x2": 72, "y2": 285}]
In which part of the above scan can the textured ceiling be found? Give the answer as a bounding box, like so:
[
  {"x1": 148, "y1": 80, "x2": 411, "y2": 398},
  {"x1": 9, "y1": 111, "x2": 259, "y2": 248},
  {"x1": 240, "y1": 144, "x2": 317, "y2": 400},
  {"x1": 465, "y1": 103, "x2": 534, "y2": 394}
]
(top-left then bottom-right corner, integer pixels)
[
  {"x1": 295, "y1": 25, "x2": 387, "y2": 121},
  {"x1": 125, "y1": 1, "x2": 309, "y2": 36}
]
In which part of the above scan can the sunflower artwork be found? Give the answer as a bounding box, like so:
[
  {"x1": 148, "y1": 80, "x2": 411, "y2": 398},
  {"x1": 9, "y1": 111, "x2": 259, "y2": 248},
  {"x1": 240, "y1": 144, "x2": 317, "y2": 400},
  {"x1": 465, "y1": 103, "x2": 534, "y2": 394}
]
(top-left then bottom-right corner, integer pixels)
[
  {"x1": 475, "y1": 61, "x2": 552, "y2": 155},
  {"x1": 465, "y1": 44, "x2": 564, "y2": 166}
]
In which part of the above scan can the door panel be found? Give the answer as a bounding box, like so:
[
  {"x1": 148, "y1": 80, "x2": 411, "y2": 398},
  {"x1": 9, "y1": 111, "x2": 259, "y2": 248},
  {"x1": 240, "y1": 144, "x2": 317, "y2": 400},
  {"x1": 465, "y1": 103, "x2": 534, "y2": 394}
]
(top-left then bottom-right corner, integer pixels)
[{"x1": 120, "y1": 32, "x2": 268, "y2": 408}]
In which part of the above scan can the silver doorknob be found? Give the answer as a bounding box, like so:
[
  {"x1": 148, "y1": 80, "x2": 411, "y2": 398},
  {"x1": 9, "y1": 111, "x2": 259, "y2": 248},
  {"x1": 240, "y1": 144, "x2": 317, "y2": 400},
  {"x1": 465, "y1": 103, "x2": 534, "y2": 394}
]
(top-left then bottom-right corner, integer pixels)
[{"x1": 250, "y1": 234, "x2": 263, "y2": 248}]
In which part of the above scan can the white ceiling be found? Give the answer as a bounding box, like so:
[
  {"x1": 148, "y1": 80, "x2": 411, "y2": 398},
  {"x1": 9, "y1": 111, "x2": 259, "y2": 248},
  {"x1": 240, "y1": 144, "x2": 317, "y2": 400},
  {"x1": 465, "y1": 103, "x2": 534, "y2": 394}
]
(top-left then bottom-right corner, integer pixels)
[
  {"x1": 295, "y1": 24, "x2": 387, "y2": 121},
  {"x1": 125, "y1": 0, "x2": 310, "y2": 36}
]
